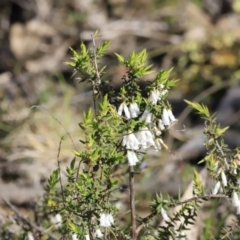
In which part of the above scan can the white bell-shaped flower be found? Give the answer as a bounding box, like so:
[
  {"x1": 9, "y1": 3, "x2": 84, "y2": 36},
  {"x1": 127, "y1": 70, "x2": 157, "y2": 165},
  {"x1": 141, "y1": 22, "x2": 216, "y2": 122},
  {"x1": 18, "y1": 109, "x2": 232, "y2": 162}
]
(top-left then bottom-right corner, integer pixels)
[
  {"x1": 129, "y1": 102, "x2": 141, "y2": 118},
  {"x1": 237, "y1": 201, "x2": 240, "y2": 215},
  {"x1": 127, "y1": 150, "x2": 139, "y2": 166},
  {"x1": 96, "y1": 229, "x2": 103, "y2": 238},
  {"x1": 117, "y1": 102, "x2": 131, "y2": 119},
  {"x1": 141, "y1": 109, "x2": 152, "y2": 123},
  {"x1": 100, "y1": 213, "x2": 114, "y2": 227},
  {"x1": 136, "y1": 127, "x2": 156, "y2": 150},
  {"x1": 221, "y1": 171, "x2": 227, "y2": 187},
  {"x1": 232, "y1": 191, "x2": 239, "y2": 207},
  {"x1": 162, "y1": 108, "x2": 171, "y2": 126},
  {"x1": 212, "y1": 181, "x2": 221, "y2": 195},
  {"x1": 50, "y1": 214, "x2": 62, "y2": 228},
  {"x1": 122, "y1": 133, "x2": 140, "y2": 150},
  {"x1": 148, "y1": 89, "x2": 161, "y2": 104},
  {"x1": 72, "y1": 234, "x2": 79, "y2": 240},
  {"x1": 167, "y1": 109, "x2": 176, "y2": 123},
  {"x1": 162, "y1": 108, "x2": 177, "y2": 126},
  {"x1": 161, "y1": 207, "x2": 170, "y2": 222},
  {"x1": 179, "y1": 231, "x2": 186, "y2": 240},
  {"x1": 27, "y1": 233, "x2": 34, "y2": 240}
]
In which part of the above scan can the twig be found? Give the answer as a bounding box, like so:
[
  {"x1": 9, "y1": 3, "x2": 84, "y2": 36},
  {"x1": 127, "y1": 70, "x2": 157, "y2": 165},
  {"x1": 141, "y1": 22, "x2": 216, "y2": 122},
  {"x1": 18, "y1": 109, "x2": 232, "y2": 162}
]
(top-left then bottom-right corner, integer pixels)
[
  {"x1": 136, "y1": 194, "x2": 227, "y2": 234},
  {"x1": 30, "y1": 105, "x2": 77, "y2": 151},
  {"x1": 129, "y1": 166, "x2": 137, "y2": 240},
  {"x1": 1, "y1": 197, "x2": 59, "y2": 240},
  {"x1": 220, "y1": 218, "x2": 239, "y2": 239},
  {"x1": 215, "y1": 140, "x2": 229, "y2": 170},
  {"x1": 91, "y1": 33, "x2": 101, "y2": 115},
  {"x1": 57, "y1": 136, "x2": 65, "y2": 204},
  {"x1": 91, "y1": 33, "x2": 101, "y2": 85}
]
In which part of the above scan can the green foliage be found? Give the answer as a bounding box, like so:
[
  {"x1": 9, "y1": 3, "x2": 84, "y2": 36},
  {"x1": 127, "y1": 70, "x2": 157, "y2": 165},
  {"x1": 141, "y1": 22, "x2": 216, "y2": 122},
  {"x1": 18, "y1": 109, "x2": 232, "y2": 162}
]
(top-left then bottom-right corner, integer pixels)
[
  {"x1": 184, "y1": 100, "x2": 210, "y2": 118},
  {"x1": 4, "y1": 35, "x2": 240, "y2": 240},
  {"x1": 44, "y1": 37, "x2": 240, "y2": 240}
]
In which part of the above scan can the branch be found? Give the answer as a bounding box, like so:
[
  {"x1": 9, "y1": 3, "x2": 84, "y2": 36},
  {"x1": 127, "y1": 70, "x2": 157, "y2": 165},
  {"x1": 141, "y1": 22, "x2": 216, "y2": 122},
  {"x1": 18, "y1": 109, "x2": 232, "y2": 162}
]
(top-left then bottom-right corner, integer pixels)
[
  {"x1": 136, "y1": 194, "x2": 227, "y2": 234},
  {"x1": 57, "y1": 136, "x2": 65, "y2": 204},
  {"x1": 215, "y1": 140, "x2": 229, "y2": 170},
  {"x1": 91, "y1": 33, "x2": 101, "y2": 85},
  {"x1": 1, "y1": 197, "x2": 59, "y2": 240},
  {"x1": 129, "y1": 166, "x2": 137, "y2": 240}
]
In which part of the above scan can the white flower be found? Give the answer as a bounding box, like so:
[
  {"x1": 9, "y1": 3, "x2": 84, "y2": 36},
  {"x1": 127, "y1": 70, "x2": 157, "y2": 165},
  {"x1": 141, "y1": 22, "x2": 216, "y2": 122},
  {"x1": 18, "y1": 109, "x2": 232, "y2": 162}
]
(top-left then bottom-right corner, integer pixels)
[
  {"x1": 221, "y1": 171, "x2": 227, "y2": 187},
  {"x1": 232, "y1": 191, "x2": 239, "y2": 207},
  {"x1": 148, "y1": 87, "x2": 168, "y2": 104},
  {"x1": 117, "y1": 103, "x2": 123, "y2": 116},
  {"x1": 129, "y1": 102, "x2": 141, "y2": 118},
  {"x1": 162, "y1": 108, "x2": 171, "y2": 126},
  {"x1": 50, "y1": 214, "x2": 62, "y2": 228},
  {"x1": 141, "y1": 109, "x2": 152, "y2": 123},
  {"x1": 136, "y1": 127, "x2": 156, "y2": 150},
  {"x1": 72, "y1": 234, "x2": 79, "y2": 240},
  {"x1": 85, "y1": 235, "x2": 90, "y2": 240},
  {"x1": 127, "y1": 150, "x2": 139, "y2": 166},
  {"x1": 122, "y1": 133, "x2": 139, "y2": 150},
  {"x1": 148, "y1": 89, "x2": 161, "y2": 104},
  {"x1": 160, "y1": 89, "x2": 168, "y2": 97},
  {"x1": 100, "y1": 213, "x2": 114, "y2": 227},
  {"x1": 117, "y1": 102, "x2": 131, "y2": 119},
  {"x1": 96, "y1": 229, "x2": 103, "y2": 238},
  {"x1": 179, "y1": 231, "x2": 186, "y2": 240},
  {"x1": 237, "y1": 201, "x2": 240, "y2": 215},
  {"x1": 161, "y1": 207, "x2": 170, "y2": 222},
  {"x1": 212, "y1": 181, "x2": 221, "y2": 195},
  {"x1": 162, "y1": 108, "x2": 177, "y2": 126},
  {"x1": 167, "y1": 109, "x2": 176, "y2": 123},
  {"x1": 158, "y1": 119, "x2": 165, "y2": 131},
  {"x1": 27, "y1": 233, "x2": 34, "y2": 240}
]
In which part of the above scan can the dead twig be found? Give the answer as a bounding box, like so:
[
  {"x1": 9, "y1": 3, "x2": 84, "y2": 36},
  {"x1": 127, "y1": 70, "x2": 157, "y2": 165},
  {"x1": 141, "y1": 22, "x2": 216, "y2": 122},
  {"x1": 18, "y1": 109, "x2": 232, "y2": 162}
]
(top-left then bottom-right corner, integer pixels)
[{"x1": 1, "y1": 197, "x2": 59, "y2": 240}]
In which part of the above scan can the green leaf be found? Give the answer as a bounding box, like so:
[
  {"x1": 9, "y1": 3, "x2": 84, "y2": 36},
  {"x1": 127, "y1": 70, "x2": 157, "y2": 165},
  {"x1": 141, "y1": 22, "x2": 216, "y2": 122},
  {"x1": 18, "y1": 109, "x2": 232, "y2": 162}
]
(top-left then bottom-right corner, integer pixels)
[
  {"x1": 73, "y1": 151, "x2": 81, "y2": 157},
  {"x1": 115, "y1": 53, "x2": 125, "y2": 63},
  {"x1": 216, "y1": 126, "x2": 229, "y2": 136},
  {"x1": 97, "y1": 41, "x2": 111, "y2": 56},
  {"x1": 68, "y1": 221, "x2": 78, "y2": 233},
  {"x1": 93, "y1": 29, "x2": 99, "y2": 37},
  {"x1": 185, "y1": 100, "x2": 210, "y2": 118},
  {"x1": 48, "y1": 169, "x2": 59, "y2": 189}
]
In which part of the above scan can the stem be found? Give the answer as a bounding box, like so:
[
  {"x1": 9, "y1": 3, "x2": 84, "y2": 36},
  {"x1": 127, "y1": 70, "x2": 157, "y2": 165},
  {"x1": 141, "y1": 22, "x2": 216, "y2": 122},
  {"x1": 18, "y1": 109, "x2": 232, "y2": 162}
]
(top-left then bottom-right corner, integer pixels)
[
  {"x1": 215, "y1": 140, "x2": 229, "y2": 170},
  {"x1": 57, "y1": 136, "x2": 65, "y2": 204},
  {"x1": 136, "y1": 193, "x2": 227, "y2": 234},
  {"x1": 129, "y1": 166, "x2": 137, "y2": 240}
]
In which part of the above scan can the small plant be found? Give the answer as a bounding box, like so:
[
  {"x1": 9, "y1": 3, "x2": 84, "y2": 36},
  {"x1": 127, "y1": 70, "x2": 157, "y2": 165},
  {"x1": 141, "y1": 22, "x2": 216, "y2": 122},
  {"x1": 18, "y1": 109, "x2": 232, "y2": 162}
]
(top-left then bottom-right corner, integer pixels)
[
  {"x1": 2, "y1": 32, "x2": 240, "y2": 240},
  {"x1": 44, "y1": 32, "x2": 240, "y2": 239}
]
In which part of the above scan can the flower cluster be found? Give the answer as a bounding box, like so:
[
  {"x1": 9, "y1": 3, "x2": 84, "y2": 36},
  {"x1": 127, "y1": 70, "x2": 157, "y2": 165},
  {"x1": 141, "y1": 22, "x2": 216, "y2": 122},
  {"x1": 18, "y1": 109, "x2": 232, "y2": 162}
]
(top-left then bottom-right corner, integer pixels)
[
  {"x1": 122, "y1": 127, "x2": 164, "y2": 165},
  {"x1": 121, "y1": 105, "x2": 177, "y2": 165},
  {"x1": 100, "y1": 213, "x2": 114, "y2": 227},
  {"x1": 118, "y1": 102, "x2": 141, "y2": 119},
  {"x1": 148, "y1": 85, "x2": 168, "y2": 104}
]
